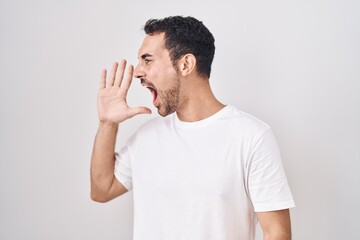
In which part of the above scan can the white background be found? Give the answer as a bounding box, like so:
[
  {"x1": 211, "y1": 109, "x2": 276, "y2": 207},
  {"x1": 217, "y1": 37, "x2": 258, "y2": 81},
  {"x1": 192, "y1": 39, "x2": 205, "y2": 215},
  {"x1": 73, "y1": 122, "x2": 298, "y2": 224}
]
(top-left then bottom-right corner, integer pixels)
[{"x1": 1, "y1": 0, "x2": 359, "y2": 239}]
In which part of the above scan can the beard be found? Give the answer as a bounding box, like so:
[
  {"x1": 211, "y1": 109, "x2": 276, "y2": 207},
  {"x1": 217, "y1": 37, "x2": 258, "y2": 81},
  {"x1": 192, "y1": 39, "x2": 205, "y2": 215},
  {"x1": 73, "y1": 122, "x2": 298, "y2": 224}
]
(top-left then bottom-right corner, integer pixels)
[{"x1": 156, "y1": 77, "x2": 181, "y2": 117}]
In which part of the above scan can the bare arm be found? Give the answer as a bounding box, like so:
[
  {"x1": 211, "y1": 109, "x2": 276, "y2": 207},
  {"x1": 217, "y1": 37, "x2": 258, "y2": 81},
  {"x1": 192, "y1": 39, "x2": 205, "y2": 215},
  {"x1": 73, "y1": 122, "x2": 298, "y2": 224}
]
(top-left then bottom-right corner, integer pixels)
[
  {"x1": 257, "y1": 209, "x2": 292, "y2": 240},
  {"x1": 90, "y1": 60, "x2": 151, "y2": 202}
]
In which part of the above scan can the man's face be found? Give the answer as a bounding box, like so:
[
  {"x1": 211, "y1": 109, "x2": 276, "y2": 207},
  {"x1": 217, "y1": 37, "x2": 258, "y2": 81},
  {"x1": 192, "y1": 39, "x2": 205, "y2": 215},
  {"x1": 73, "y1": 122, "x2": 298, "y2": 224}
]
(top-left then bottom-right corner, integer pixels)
[{"x1": 134, "y1": 33, "x2": 182, "y2": 117}]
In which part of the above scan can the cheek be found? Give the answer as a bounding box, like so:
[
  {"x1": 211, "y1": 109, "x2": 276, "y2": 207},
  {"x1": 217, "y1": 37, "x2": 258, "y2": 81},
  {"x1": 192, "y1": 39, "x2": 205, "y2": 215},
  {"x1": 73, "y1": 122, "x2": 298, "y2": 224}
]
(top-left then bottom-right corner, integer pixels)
[
  {"x1": 148, "y1": 63, "x2": 179, "y2": 87},
  {"x1": 147, "y1": 65, "x2": 162, "y2": 79}
]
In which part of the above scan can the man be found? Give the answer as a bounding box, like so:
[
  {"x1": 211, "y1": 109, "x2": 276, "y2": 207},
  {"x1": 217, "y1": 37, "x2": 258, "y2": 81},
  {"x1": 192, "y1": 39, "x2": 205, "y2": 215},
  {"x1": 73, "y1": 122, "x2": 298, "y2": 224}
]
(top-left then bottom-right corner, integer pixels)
[{"x1": 91, "y1": 16, "x2": 295, "y2": 240}]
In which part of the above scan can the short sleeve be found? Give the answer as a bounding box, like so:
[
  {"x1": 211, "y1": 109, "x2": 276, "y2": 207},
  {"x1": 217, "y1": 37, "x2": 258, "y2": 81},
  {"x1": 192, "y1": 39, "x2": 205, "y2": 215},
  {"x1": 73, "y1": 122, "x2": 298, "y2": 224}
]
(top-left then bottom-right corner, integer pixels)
[
  {"x1": 247, "y1": 128, "x2": 295, "y2": 212},
  {"x1": 114, "y1": 143, "x2": 133, "y2": 191}
]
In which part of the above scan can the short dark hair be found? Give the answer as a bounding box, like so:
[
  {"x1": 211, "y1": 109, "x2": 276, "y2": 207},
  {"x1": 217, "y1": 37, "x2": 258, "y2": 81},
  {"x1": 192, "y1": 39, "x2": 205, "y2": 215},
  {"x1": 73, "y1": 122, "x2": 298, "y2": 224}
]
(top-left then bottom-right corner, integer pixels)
[{"x1": 144, "y1": 16, "x2": 215, "y2": 79}]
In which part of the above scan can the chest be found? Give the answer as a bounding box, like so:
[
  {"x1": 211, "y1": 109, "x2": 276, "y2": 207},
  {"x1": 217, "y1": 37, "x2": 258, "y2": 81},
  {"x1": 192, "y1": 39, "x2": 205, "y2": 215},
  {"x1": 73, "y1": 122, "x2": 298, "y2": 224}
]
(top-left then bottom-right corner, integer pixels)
[{"x1": 131, "y1": 130, "x2": 248, "y2": 196}]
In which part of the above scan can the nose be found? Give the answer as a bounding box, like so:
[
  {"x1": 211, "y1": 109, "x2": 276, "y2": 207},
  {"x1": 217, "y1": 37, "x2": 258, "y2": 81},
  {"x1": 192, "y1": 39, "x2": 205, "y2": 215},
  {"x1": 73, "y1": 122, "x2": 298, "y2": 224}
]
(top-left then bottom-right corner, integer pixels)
[{"x1": 134, "y1": 63, "x2": 145, "y2": 79}]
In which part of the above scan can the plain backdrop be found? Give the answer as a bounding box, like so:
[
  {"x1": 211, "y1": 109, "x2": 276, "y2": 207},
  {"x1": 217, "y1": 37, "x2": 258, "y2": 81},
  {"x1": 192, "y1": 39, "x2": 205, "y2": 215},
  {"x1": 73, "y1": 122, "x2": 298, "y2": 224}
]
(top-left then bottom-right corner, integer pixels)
[{"x1": 1, "y1": 0, "x2": 359, "y2": 239}]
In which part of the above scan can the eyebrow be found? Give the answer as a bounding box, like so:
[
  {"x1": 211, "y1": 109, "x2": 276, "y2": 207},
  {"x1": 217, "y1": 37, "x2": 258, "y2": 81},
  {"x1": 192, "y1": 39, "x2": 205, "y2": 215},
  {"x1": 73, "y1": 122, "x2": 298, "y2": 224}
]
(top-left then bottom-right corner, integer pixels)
[{"x1": 140, "y1": 53, "x2": 153, "y2": 59}]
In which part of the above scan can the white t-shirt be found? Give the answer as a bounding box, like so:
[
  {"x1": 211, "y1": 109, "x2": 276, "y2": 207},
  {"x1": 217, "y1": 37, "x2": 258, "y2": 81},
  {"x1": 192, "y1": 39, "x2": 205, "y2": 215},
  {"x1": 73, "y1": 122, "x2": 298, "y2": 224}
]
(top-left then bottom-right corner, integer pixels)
[{"x1": 115, "y1": 105, "x2": 295, "y2": 240}]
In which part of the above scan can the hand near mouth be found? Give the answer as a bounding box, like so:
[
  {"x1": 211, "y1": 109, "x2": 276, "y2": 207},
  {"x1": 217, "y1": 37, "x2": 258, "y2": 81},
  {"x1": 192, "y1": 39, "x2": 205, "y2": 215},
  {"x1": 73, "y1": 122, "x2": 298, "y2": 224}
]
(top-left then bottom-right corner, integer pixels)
[{"x1": 97, "y1": 60, "x2": 152, "y2": 124}]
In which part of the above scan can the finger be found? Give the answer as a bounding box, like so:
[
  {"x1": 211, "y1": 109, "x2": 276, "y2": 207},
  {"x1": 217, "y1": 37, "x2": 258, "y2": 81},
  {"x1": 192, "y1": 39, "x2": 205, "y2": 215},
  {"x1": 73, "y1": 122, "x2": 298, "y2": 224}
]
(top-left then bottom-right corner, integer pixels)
[
  {"x1": 127, "y1": 107, "x2": 152, "y2": 118},
  {"x1": 120, "y1": 64, "x2": 134, "y2": 97},
  {"x1": 100, "y1": 69, "x2": 107, "y2": 89},
  {"x1": 107, "y1": 61, "x2": 119, "y2": 87},
  {"x1": 114, "y1": 59, "x2": 127, "y2": 87}
]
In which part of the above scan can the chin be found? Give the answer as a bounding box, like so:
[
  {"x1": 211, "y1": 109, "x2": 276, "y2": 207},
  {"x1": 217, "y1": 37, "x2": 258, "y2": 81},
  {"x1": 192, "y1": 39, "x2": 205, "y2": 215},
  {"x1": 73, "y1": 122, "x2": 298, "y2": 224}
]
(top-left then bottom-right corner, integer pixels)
[
  {"x1": 157, "y1": 109, "x2": 171, "y2": 117},
  {"x1": 157, "y1": 106, "x2": 176, "y2": 117}
]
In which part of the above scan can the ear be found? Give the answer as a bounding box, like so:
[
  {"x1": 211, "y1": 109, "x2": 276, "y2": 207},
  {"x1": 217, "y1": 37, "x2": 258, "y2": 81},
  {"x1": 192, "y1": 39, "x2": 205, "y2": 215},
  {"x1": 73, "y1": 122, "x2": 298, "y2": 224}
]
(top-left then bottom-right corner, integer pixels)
[{"x1": 178, "y1": 54, "x2": 196, "y2": 77}]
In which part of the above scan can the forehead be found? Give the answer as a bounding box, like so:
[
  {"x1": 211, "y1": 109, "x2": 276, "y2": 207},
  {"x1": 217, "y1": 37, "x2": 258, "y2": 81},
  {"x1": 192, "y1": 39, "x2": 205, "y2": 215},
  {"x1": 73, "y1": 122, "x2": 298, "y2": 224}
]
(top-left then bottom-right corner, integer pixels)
[{"x1": 137, "y1": 32, "x2": 167, "y2": 57}]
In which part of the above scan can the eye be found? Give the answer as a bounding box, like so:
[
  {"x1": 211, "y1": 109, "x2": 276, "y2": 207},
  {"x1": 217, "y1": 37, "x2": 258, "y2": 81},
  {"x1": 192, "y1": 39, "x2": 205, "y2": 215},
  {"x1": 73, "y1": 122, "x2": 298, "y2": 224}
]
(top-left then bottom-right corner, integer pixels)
[{"x1": 144, "y1": 59, "x2": 151, "y2": 64}]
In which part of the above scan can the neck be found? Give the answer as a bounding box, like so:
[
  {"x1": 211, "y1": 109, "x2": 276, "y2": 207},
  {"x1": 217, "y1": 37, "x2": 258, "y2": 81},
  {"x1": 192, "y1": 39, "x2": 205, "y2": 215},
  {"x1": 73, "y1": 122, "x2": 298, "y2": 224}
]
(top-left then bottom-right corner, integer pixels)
[{"x1": 176, "y1": 77, "x2": 225, "y2": 122}]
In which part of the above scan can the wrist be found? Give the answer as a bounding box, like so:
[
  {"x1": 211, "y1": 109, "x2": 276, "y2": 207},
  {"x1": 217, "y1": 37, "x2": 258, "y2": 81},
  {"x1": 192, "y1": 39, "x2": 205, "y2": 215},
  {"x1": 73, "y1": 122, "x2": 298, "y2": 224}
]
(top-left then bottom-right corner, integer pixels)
[{"x1": 99, "y1": 121, "x2": 119, "y2": 131}]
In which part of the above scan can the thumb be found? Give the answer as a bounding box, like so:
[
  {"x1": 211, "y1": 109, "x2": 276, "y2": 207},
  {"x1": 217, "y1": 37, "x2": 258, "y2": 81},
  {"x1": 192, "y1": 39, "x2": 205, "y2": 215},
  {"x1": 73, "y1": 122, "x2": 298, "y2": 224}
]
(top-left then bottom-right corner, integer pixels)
[{"x1": 127, "y1": 106, "x2": 152, "y2": 118}]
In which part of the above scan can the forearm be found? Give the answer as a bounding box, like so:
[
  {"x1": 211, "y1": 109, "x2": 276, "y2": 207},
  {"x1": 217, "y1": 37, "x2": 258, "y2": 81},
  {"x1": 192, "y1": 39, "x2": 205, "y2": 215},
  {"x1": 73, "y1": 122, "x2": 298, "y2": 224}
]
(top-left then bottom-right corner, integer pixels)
[
  {"x1": 258, "y1": 210, "x2": 292, "y2": 240},
  {"x1": 90, "y1": 122, "x2": 119, "y2": 199},
  {"x1": 263, "y1": 230, "x2": 291, "y2": 240}
]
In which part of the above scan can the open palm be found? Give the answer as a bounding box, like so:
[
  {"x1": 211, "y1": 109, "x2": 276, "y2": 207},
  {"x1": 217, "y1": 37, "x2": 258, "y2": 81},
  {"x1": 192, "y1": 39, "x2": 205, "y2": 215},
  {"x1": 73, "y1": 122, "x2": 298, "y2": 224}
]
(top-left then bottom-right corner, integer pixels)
[{"x1": 97, "y1": 60, "x2": 151, "y2": 124}]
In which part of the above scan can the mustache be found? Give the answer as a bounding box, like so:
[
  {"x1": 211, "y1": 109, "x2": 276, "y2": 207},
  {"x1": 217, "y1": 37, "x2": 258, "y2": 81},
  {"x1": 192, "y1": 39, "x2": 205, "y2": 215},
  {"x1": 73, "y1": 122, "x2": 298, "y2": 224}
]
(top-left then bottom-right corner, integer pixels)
[{"x1": 140, "y1": 79, "x2": 157, "y2": 90}]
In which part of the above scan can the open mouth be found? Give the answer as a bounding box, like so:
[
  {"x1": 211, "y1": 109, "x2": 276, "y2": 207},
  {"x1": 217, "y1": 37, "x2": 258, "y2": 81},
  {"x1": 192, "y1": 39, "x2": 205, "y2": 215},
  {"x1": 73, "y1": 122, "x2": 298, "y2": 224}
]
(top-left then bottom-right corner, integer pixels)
[
  {"x1": 147, "y1": 86, "x2": 158, "y2": 105},
  {"x1": 141, "y1": 80, "x2": 158, "y2": 105}
]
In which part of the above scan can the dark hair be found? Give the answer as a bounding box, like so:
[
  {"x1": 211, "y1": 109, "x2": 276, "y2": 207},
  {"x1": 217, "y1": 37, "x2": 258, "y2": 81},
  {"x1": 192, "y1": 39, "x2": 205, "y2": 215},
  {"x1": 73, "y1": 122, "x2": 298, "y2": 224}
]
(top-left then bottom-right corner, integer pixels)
[{"x1": 144, "y1": 16, "x2": 215, "y2": 79}]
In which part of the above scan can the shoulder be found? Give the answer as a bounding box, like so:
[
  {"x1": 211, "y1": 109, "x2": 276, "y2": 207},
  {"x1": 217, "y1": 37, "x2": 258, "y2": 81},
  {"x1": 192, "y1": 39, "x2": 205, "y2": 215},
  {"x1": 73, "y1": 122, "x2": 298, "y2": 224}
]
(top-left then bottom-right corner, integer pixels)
[{"x1": 221, "y1": 105, "x2": 271, "y2": 135}]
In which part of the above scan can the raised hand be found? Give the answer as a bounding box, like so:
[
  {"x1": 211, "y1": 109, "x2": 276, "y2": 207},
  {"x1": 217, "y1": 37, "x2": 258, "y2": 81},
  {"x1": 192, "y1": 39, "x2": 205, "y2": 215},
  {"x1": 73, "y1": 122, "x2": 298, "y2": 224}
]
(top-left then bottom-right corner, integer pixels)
[{"x1": 97, "y1": 60, "x2": 151, "y2": 124}]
